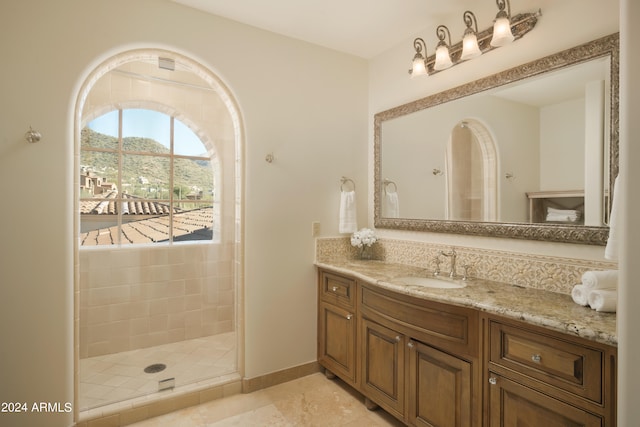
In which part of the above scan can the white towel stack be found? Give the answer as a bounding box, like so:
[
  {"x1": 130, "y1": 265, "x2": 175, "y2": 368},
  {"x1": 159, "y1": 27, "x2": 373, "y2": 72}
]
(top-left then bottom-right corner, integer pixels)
[
  {"x1": 339, "y1": 191, "x2": 358, "y2": 234},
  {"x1": 571, "y1": 270, "x2": 618, "y2": 312},
  {"x1": 546, "y1": 207, "x2": 581, "y2": 223}
]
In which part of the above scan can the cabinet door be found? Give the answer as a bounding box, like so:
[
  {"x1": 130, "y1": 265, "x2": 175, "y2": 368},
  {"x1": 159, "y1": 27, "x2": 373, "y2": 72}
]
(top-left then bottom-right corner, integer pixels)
[
  {"x1": 318, "y1": 302, "x2": 356, "y2": 384},
  {"x1": 487, "y1": 372, "x2": 603, "y2": 427},
  {"x1": 360, "y1": 316, "x2": 405, "y2": 420},
  {"x1": 408, "y1": 340, "x2": 472, "y2": 427}
]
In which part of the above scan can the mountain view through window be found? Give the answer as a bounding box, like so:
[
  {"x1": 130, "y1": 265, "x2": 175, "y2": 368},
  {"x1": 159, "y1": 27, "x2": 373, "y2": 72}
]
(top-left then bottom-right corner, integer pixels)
[{"x1": 80, "y1": 109, "x2": 215, "y2": 246}]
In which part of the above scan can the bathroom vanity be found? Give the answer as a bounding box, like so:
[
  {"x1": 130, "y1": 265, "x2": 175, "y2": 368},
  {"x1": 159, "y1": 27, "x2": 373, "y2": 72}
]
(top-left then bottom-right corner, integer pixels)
[{"x1": 316, "y1": 261, "x2": 617, "y2": 427}]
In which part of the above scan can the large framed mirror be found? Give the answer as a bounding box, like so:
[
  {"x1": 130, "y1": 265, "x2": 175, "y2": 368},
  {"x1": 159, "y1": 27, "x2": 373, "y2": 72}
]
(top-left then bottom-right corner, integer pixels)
[{"x1": 374, "y1": 33, "x2": 618, "y2": 245}]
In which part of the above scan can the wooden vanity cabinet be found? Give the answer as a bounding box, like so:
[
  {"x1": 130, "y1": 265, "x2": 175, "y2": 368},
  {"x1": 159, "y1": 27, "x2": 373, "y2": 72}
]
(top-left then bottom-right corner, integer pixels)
[
  {"x1": 408, "y1": 338, "x2": 474, "y2": 427},
  {"x1": 484, "y1": 315, "x2": 617, "y2": 427},
  {"x1": 317, "y1": 271, "x2": 357, "y2": 385},
  {"x1": 360, "y1": 316, "x2": 406, "y2": 419},
  {"x1": 316, "y1": 268, "x2": 617, "y2": 426},
  {"x1": 359, "y1": 282, "x2": 481, "y2": 427}
]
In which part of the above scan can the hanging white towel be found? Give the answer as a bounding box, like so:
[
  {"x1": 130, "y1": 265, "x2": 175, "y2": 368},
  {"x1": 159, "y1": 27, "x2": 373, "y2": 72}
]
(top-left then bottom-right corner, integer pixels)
[
  {"x1": 571, "y1": 284, "x2": 589, "y2": 306},
  {"x1": 581, "y1": 270, "x2": 618, "y2": 290},
  {"x1": 384, "y1": 192, "x2": 400, "y2": 218},
  {"x1": 605, "y1": 176, "x2": 620, "y2": 260},
  {"x1": 587, "y1": 289, "x2": 617, "y2": 312},
  {"x1": 339, "y1": 191, "x2": 358, "y2": 234}
]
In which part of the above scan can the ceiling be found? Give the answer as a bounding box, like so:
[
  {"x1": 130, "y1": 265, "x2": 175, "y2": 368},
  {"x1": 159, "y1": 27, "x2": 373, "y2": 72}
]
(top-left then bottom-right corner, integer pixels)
[{"x1": 171, "y1": 0, "x2": 544, "y2": 59}]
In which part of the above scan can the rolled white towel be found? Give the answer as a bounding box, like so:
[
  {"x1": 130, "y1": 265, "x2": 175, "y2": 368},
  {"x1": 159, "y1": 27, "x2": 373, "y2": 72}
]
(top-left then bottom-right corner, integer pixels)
[
  {"x1": 571, "y1": 284, "x2": 589, "y2": 306},
  {"x1": 581, "y1": 270, "x2": 618, "y2": 290},
  {"x1": 587, "y1": 289, "x2": 617, "y2": 312}
]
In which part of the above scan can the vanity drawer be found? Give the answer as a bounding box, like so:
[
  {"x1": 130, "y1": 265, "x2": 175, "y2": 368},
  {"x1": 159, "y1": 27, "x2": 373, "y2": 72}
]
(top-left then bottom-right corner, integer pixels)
[
  {"x1": 360, "y1": 283, "x2": 478, "y2": 356},
  {"x1": 489, "y1": 320, "x2": 603, "y2": 403},
  {"x1": 319, "y1": 270, "x2": 356, "y2": 309}
]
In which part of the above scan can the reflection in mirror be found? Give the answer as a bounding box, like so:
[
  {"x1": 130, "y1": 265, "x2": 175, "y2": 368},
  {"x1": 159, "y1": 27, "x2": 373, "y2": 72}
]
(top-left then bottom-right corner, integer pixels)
[
  {"x1": 447, "y1": 120, "x2": 498, "y2": 222},
  {"x1": 374, "y1": 34, "x2": 618, "y2": 245}
]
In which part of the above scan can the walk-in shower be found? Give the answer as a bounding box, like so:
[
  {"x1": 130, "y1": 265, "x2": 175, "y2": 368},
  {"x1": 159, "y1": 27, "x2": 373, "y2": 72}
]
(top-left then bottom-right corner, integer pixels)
[{"x1": 75, "y1": 50, "x2": 242, "y2": 414}]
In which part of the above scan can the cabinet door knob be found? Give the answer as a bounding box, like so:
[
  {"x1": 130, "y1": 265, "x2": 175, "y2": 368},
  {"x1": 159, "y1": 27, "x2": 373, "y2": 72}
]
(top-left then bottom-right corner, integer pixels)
[
  {"x1": 331, "y1": 286, "x2": 338, "y2": 292},
  {"x1": 407, "y1": 341, "x2": 414, "y2": 349},
  {"x1": 489, "y1": 377, "x2": 497, "y2": 385},
  {"x1": 395, "y1": 335, "x2": 401, "y2": 342},
  {"x1": 346, "y1": 314, "x2": 352, "y2": 320},
  {"x1": 531, "y1": 354, "x2": 541, "y2": 363}
]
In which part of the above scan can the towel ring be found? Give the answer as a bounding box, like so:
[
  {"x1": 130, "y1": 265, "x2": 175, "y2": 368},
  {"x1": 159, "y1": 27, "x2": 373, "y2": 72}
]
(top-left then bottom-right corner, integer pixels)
[
  {"x1": 340, "y1": 176, "x2": 355, "y2": 192},
  {"x1": 383, "y1": 179, "x2": 397, "y2": 194}
]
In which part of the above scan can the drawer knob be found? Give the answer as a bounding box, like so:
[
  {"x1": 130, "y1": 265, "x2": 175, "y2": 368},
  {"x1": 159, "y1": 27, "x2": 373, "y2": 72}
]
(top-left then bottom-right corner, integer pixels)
[
  {"x1": 531, "y1": 354, "x2": 542, "y2": 363},
  {"x1": 331, "y1": 286, "x2": 338, "y2": 292},
  {"x1": 346, "y1": 314, "x2": 352, "y2": 320},
  {"x1": 488, "y1": 377, "x2": 497, "y2": 385}
]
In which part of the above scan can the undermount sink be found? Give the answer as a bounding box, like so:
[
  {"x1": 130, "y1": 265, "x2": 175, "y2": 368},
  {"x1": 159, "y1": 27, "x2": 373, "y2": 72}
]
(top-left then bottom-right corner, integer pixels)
[{"x1": 393, "y1": 276, "x2": 467, "y2": 289}]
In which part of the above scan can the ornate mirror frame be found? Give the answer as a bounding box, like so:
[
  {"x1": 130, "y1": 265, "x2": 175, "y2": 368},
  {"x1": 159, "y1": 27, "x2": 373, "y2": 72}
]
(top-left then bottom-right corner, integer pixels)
[{"x1": 374, "y1": 33, "x2": 618, "y2": 245}]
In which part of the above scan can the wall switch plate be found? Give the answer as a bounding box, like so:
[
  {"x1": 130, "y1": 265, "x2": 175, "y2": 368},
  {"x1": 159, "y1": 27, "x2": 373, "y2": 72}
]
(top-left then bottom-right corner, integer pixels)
[{"x1": 312, "y1": 221, "x2": 320, "y2": 237}]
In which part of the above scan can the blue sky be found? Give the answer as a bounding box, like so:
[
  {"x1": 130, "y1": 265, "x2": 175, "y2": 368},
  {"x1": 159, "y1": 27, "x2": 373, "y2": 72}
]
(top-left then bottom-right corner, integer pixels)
[{"x1": 87, "y1": 109, "x2": 207, "y2": 156}]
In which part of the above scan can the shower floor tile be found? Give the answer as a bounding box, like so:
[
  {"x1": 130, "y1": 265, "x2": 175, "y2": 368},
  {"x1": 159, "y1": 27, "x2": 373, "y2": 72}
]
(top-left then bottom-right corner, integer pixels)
[{"x1": 79, "y1": 332, "x2": 236, "y2": 411}]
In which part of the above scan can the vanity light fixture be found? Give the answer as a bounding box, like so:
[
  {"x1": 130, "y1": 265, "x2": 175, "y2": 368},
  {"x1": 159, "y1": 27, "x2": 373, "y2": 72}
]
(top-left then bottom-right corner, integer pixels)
[
  {"x1": 461, "y1": 11, "x2": 482, "y2": 60},
  {"x1": 408, "y1": 1, "x2": 540, "y2": 78},
  {"x1": 434, "y1": 25, "x2": 453, "y2": 71},
  {"x1": 491, "y1": 0, "x2": 516, "y2": 47},
  {"x1": 409, "y1": 38, "x2": 429, "y2": 77}
]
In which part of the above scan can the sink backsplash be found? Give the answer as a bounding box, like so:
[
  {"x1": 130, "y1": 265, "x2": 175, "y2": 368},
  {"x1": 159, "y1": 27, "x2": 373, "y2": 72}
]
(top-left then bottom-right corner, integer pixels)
[{"x1": 315, "y1": 237, "x2": 617, "y2": 295}]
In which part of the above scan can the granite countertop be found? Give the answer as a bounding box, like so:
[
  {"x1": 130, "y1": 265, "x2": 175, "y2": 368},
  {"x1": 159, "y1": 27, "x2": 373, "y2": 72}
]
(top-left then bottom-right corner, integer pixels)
[{"x1": 315, "y1": 260, "x2": 617, "y2": 347}]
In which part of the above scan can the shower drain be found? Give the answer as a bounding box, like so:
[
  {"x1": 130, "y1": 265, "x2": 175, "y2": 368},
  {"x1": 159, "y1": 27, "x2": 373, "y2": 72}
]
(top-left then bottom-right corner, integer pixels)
[{"x1": 144, "y1": 363, "x2": 167, "y2": 374}]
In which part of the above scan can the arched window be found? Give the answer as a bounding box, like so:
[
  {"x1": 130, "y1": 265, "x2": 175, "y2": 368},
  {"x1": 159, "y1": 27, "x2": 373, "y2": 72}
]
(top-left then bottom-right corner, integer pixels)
[{"x1": 80, "y1": 108, "x2": 215, "y2": 245}]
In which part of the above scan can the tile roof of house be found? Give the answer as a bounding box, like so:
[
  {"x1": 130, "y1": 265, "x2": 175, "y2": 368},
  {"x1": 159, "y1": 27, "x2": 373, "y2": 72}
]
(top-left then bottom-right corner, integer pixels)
[
  {"x1": 80, "y1": 191, "x2": 179, "y2": 215},
  {"x1": 80, "y1": 207, "x2": 213, "y2": 246}
]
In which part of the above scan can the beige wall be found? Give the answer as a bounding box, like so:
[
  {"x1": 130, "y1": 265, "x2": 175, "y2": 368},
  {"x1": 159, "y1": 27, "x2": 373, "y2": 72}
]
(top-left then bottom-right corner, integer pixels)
[
  {"x1": 618, "y1": 0, "x2": 640, "y2": 424},
  {"x1": 0, "y1": 1, "x2": 368, "y2": 426},
  {"x1": 3, "y1": 0, "x2": 640, "y2": 425}
]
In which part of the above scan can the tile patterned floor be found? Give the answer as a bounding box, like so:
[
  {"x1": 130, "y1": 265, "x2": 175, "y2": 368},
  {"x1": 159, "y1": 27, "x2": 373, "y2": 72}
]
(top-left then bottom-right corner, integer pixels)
[
  {"x1": 128, "y1": 372, "x2": 405, "y2": 426},
  {"x1": 79, "y1": 332, "x2": 236, "y2": 411}
]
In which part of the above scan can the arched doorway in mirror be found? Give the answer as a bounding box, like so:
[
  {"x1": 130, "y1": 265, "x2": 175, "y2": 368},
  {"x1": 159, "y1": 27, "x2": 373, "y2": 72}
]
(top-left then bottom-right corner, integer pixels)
[{"x1": 445, "y1": 119, "x2": 498, "y2": 221}]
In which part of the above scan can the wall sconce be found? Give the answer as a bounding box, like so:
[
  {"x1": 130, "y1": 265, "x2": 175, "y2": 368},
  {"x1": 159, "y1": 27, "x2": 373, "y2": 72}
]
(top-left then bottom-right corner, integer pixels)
[
  {"x1": 491, "y1": 0, "x2": 515, "y2": 47},
  {"x1": 434, "y1": 25, "x2": 453, "y2": 71},
  {"x1": 408, "y1": 1, "x2": 540, "y2": 77},
  {"x1": 409, "y1": 38, "x2": 428, "y2": 77},
  {"x1": 461, "y1": 11, "x2": 482, "y2": 60}
]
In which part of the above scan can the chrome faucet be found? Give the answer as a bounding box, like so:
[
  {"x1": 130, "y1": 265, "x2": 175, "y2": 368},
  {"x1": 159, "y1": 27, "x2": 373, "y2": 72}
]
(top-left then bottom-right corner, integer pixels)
[
  {"x1": 439, "y1": 248, "x2": 457, "y2": 278},
  {"x1": 433, "y1": 256, "x2": 442, "y2": 276}
]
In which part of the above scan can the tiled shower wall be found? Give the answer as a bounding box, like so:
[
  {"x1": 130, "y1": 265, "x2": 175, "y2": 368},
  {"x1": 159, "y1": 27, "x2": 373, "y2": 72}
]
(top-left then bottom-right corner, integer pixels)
[{"x1": 79, "y1": 243, "x2": 235, "y2": 358}]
